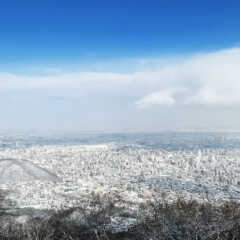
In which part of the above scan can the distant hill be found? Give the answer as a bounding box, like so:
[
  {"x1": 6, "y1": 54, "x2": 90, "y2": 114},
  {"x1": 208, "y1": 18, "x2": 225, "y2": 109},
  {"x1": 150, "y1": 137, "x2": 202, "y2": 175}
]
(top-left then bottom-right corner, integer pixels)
[{"x1": 0, "y1": 158, "x2": 60, "y2": 183}]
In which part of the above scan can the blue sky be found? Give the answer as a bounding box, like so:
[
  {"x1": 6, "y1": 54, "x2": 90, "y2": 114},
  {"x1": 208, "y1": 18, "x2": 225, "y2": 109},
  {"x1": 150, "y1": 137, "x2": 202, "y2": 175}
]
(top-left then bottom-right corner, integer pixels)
[
  {"x1": 1, "y1": 0, "x2": 240, "y2": 131},
  {"x1": 1, "y1": 0, "x2": 240, "y2": 63}
]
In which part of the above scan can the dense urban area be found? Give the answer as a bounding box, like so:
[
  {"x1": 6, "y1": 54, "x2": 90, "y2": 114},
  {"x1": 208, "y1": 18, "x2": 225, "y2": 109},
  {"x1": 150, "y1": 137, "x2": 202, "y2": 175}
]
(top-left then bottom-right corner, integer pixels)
[{"x1": 1, "y1": 132, "x2": 240, "y2": 238}]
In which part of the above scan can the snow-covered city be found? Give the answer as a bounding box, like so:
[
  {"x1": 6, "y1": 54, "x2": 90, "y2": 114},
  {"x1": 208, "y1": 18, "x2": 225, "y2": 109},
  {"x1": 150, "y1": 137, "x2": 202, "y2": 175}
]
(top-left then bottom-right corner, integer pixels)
[{"x1": 1, "y1": 132, "x2": 240, "y2": 213}]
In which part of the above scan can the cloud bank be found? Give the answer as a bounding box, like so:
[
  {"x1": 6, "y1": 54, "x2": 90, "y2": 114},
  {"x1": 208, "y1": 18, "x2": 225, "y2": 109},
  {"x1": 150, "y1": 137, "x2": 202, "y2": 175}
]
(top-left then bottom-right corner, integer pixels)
[{"x1": 1, "y1": 47, "x2": 240, "y2": 109}]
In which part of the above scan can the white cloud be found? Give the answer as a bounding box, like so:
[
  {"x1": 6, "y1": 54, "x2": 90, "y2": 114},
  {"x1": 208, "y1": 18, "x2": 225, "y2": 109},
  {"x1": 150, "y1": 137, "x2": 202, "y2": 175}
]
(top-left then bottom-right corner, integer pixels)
[
  {"x1": 135, "y1": 48, "x2": 240, "y2": 107},
  {"x1": 135, "y1": 89, "x2": 176, "y2": 109},
  {"x1": 1, "y1": 47, "x2": 240, "y2": 108}
]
